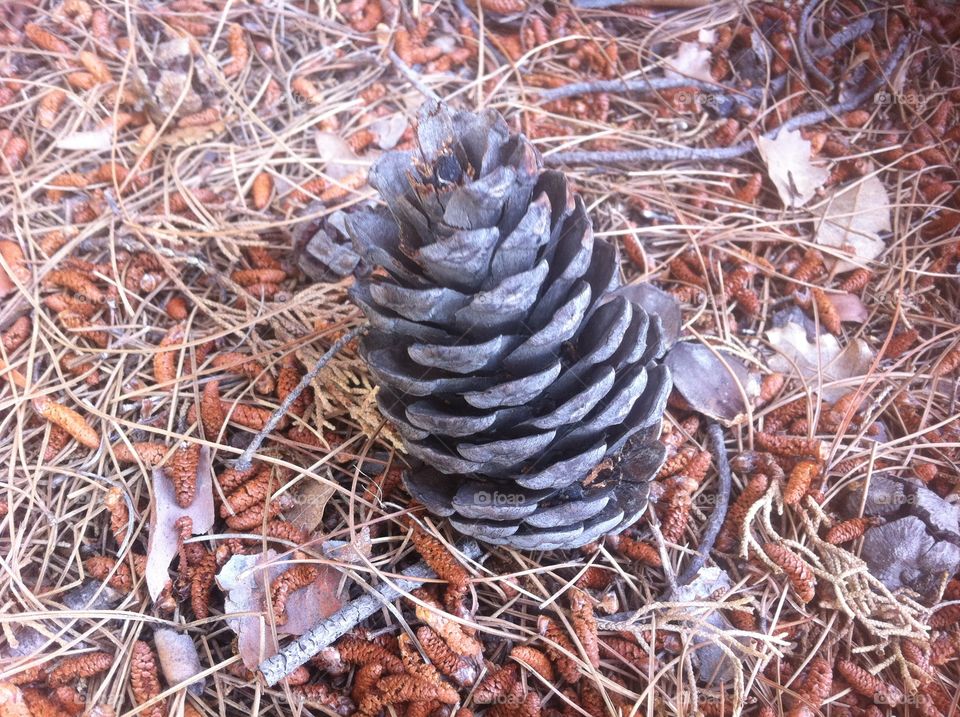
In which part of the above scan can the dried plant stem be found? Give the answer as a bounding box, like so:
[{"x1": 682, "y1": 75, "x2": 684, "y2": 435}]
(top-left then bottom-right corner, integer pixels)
[
  {"x1": 258, "y1": 538, "x2": 483, "y2": 686},
  {"x1": 234, "y1": 324, "x2": 368, "y2": 471},
  {"x1": 387, "y1": 50, "x2": 440, "y2": 102}
]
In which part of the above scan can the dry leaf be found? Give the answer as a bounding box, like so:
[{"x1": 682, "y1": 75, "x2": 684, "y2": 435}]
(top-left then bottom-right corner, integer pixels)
[
  {"x1": 322, "y1": 526, "x2": 373, "y2": 564},
  {"x1": 369, "y1": 114, "x2": 408, "y2": 150},
  {"x1": 810, "y1": 174, "x2": 891, "y2": 273},
  {"x1": 825, "y1": 292, "x2": 869, "y2": 323},
  {"x1": 665, "y1": 341, "x2": 759, "y2": 425},
  {"x1": 154, "y1": 629, "x2": 204, "y2": 696},
  {"x1": 664, "y1": 41, "x2": 714, "y2": 82},
  {"x1": 216, "y1": 551, "x2": 344, "y2": 668},
  {"x1": 766, "y1": 320, "x2": 875, "y2": 401},
  {"x1": 0, "y1": 683, "x2": 31, "y2": 717},
  {"x1": 280, "y1": 565, "x2": 345, "y2": 635},
  {"x1": 145, "y1": 446, "x2": 215, "y2": 600},
  {"x1": 55, "y1": 129, "x2": 113, "y2": 151},
  {"x1": 287, "y1": 473, "x2": 336, "y2": 533},
  {"x1": 217, "y1": 551, "x2": 279, "y2": 669},
  {"x1": 315, "y1": 132, "x2": 360, "y2": 180},
  {"x1": 757, "y1": 129, "x2": 829, "y2": 208}
]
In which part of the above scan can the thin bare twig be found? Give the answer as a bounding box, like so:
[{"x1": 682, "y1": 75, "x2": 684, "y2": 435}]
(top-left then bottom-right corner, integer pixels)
[
  {"x1": 233, "y1": 324, "x2": 368, "y2": 471},
  {"x1": 543, "y1": 36, "x2": 909, "y2": 166},
  {"x1": 258, "y1": 538, "x2": 483, "y2": 686},
  {"x1": 674, "y1": 422, "x2": 731, "y2": 587}
]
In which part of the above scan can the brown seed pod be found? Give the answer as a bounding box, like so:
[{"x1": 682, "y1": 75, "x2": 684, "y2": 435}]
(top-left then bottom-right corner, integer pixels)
[
  {"x1": 231, "y1": 268, "x2": 287, "y2": 286},
  {"x1": 474, "y1": 663, "x2": 518, "y2": 703},
  {"x1": 196, "y1": 380, "x2": 225, "y2": 438},
  {"x1": 153, "y1": 323, "x2": 185, "y2": 389},
  {"x1": 189, "y1": 550, "x2": 217, "y2": 619},
  {"x1": 103, "y1": 487, "x2": 129, "y2": 545},
  {"x1": 836, "y1": 658, "x2": 903, "y2": 705},
  {"x1": 41, "y1": 269, "x2": 105, "y2": 303},
  {"x1": 725, "y1": 265, "x2": 760, "y2": 316},
  {"x1": 78, "y1": 50, "x2": 111, "y2": 82},
  {"x1": 84, "y1": 556, "x2": 134, "y2": 592},
  {"x1": 2, "y1": 316, "x2": 31, "y2": 354},
  {"x1": 266, "y1": 520, "x2": 307, "y2": 544},
  {"x1": 164, "y1": 294, "x2": 188, "y2": 320},
  {"x1": 32, "y1": 396, "x2": 99, "y2": 449},
  {"x1": 837, "y1": 268, "x2": 872, "y2": 293},
  {"x1": 351, "y1": 662, "x2": 383, "y2": 703},
  {"x1": 320, "y1": 169, "x2": 368, "y2": 204},
  {"x1": 251, "y1": 172, "x2": 273, "y2": 210},
  {"x1": 568, "y1": 587, "x2": 599, "y2": 668},
  {"x1": 322, "y1": 637, "x2": 405, "y2": 675},
  {"x1": 37, "y1": 89, "x2": 67, "y2": 128},
  {"x1": 762, "y1": 543, "x2": 816, "y2": 603},
  {"x1": 537, "y1": 615, "x2": 580, "y2": 683},
  {"x1": 790, "y1": 248, "x2": 825, "y2": 286},
  {"x1": 357, "y1": 673, "x2": 458, "y2": 716},
  {"x1": 220, "y1": 400, "x2": 287, "y2": 431},
  {"x1": 220, "y1": 465, "x2": 272, "y2": 517},
  {"x1": 270, "y1": 562, "x2": 320, "y2": 624},
  {"x1": 212, "y1": 352, "x2": 275, "y2": 394},
  {"x1": 222, "y1": 24, "x2": 248, "y2": 76},
  {"x1": 733, "y1": 172, "x2": 763, "y2": 203},
  {"x1": 930, "y1": 630, "x2": 960, "y2": 666},
  {"x1": 47, "y1": 651, "x2": 113, "y2": 686},
  {"x1": 416, "y1": 626, "x2": 478, "y2": 685},
  {"x1": 754, "y1": 432, "x2": 827, "y2": 460},
  {"x1": 409, "y1": 525, "x2": 470, "y2": 613},
  {"x1": 167, "y1": 443, "x2": 200, "y2": 508},
  {"x1": 56, "y1": 310, "x2": 110, "y2": 348},
  {"x1": 825, "y1": 516, "x2": 877, "y2": 544},
  {"x1": 295, "y1": 682, "x2": 354, "y2": 712},
  {"x1": 25, "y1": 22, "x2": 70, "y2": 53},
  {"x1": 811, "y1": 288, "x2": 841, "y2": 334},
  {"x1": 933, "y1": 347, "x2": 960, "y2": 378},
  {"x1": 611, "y1": 534, "x2": 662, "y2": 567},
  {"x1": 668, "y1": 255, "x2": 707, "y2": 288},
  {"x1": 413, "y1": 591, "x2": 482, "y2": 659},
  {"x1": 111, "y1": 441, "x2": 168, "y2": 467},
  {"x1": 130, "y1": 641, "x2": 166, "y2": 717},
  {"x1": 224, "y1": 498, "x2": 286, "y2": 530},
  {"x1": 217, "y1": 463, "x2": 259, "y2": 493},
  {"x1": 177, "y1": 107, "x2": 221, "y2": 128},
  {"x1": 43, "y1": 424, "x2": 72, "y2": 461},
  {"x1": 509, "y1": 645, "x2": 554, "y2": 683},
  {"x1": 783, "y1": 460, "x2": 820, "y2": 506}
]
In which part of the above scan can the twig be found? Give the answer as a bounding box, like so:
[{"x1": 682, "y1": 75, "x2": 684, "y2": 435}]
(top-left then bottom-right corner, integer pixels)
[
  {"x1": 543, "y1": 36, "x2": 909, "y2": 167},
  {"x1": 233, "y1": 324, "x2": 368, "y2": 472},
  {"x1": 674, "y1": 422, "x2": 731, "y2": 587},
  {"x1": 540, "y1": 10, "x2": 869, "y2": 104},
  {"x1": 798, "y1": 0, "x2": 836, "y2": 91},
  {"x1": 387, "y1": 50, "x2": 441, "y2": 102},
  {"x1": 258, "y1": 538, "x2": 483, "y2": 686}
]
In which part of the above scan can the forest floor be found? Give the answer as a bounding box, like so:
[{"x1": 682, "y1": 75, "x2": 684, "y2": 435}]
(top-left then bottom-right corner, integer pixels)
[{"x1": 1, "y1": 1, "x2": 959, "y2": 716}]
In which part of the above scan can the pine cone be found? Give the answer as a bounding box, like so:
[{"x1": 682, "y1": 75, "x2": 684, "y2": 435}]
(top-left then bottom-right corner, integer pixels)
[{"x1": 344, "y1": 103, "x2": 672, "y2": 549}]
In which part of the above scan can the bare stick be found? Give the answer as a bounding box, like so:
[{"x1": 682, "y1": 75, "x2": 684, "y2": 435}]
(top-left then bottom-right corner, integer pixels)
[
  {"x1": 798, "y1": 0, "x2": 835, "y2": 91},
  {"x1": 258, "y1": 538, "x2": 483, "y2": 686},
  {"x1": 233, "y1": 324, "x2": 368, "y2": 472},
  {"x1": 674, "y1": 422, "x2": 731, "y2": 587},
  {"x1": 388, "y1": 50, "x2": 441, "y2": 102},
  {"x1": 543, "y1": 37, "x2": 908, "y2": 167}
]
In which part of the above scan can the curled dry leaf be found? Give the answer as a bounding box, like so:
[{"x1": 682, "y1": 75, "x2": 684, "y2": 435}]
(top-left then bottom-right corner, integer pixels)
[
  {"x1": 153, "y1": 629, "x2": 204, "y2": 696},
  {"x1": 663, "y1": 40, "x2": 714, "y2": 82},
  {"x1": 665, "y1": 341, "x2": 759, "y2": 426},
  {"x1": 757, "y1": 128, "x2": 829, "y2": 208},
  {"x1": 145, "y1": 446, "x2": 214, "y2": 600},
  {"x1": 810, "y1": 174, "x2": 891, "y2": 273},
  {"x1": 766, "y1": 319, "x2": 875, "y2": 402}
]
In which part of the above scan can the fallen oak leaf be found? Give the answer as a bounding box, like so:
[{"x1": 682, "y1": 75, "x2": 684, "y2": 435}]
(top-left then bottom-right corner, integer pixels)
[
  {"x1": 810, "y1": 174, "x2": 891, "y2": 273},
  {"x1": 757, "y1": 128, "x2": 829, "y2": 208}
]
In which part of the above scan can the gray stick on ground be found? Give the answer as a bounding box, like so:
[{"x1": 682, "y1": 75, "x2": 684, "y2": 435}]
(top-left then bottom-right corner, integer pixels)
[{"x1": 258, "y1": 538, "x2": 483, "y2": 686}]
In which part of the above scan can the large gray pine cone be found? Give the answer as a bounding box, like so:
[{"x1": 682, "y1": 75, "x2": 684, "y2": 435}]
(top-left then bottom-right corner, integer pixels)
[{"x1": 345, "y1": 102, "x2": 673, "y2": 550}]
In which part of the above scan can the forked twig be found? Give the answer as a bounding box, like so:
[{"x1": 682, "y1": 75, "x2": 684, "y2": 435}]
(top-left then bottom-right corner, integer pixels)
[{"x1": 233, "y1": 324, "x2": 368, "y2": 471}]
